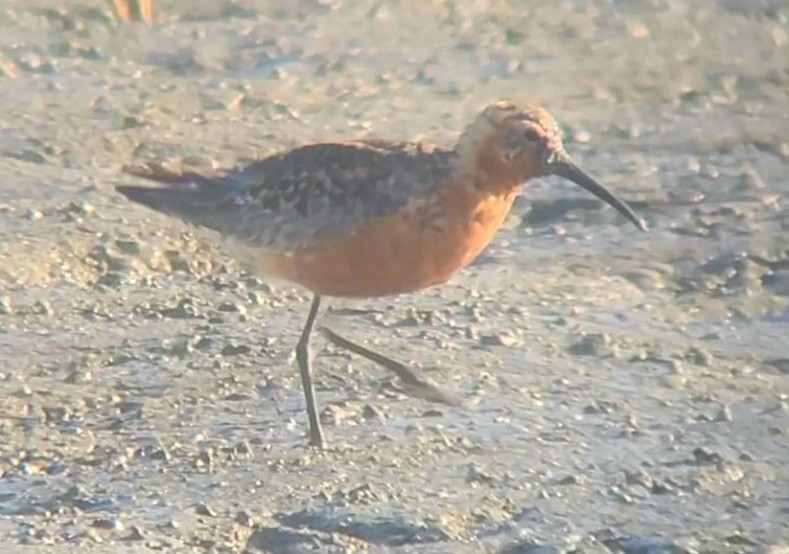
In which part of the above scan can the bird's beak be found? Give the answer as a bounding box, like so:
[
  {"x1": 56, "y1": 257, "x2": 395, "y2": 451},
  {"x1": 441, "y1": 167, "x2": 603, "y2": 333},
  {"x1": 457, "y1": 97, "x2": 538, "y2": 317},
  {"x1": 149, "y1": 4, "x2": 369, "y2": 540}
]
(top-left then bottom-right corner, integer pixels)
[{"x1": 549, "y1": 155, "x2": 647, "y2": 231}]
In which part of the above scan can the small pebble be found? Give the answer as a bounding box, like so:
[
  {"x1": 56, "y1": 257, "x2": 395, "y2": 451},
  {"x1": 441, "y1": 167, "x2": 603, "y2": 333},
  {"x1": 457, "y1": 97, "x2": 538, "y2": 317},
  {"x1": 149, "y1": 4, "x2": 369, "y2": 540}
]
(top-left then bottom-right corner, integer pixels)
[
  {"x1": 195, "y1": 503, "x2": 216, "y2": 517},
  {"x1": 362, "y1": 404, "x2": 385, "y2": 420},
  {"x1": 234, "y1": 510, "x2": 254, "y2": 527},
  {"x1": 556, "y1": 474, "x2": 584, "y2": 486},
  {"x1": 33, "y1": 300, "x2": 54, "y2": 316},
  {"x1": 26, "y1": 208, "x2": 44, "y2": 220},
  {"x1": 124, "y1": 526, "x2": 145, "y2": 541},
  {"x1": 221, "y1": 343, "x2": 251, "y2": 356},
  {"x1": 92, "y1": 518, "x2": 123, "y2": 531},
  {"x1": 714, "y1": 405, "x2": 733, "y2": 422},
  {"x1": 480, "y1": 331, "x2": 522, "y2": 347}
]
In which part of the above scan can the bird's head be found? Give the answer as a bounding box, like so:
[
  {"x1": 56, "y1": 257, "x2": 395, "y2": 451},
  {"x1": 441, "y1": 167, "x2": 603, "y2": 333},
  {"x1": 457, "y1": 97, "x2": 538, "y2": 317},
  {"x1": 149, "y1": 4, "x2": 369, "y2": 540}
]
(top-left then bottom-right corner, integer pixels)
[{"x1": 459, "y1": 101, "x2": 647, "y2": 231}]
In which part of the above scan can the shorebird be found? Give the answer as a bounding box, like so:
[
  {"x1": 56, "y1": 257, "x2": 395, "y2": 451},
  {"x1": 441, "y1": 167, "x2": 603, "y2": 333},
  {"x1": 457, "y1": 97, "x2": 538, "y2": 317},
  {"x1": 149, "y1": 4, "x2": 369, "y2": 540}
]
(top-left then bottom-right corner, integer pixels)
[{"x1": 117, "y1": 100, "x2": 647, "y2": 448}]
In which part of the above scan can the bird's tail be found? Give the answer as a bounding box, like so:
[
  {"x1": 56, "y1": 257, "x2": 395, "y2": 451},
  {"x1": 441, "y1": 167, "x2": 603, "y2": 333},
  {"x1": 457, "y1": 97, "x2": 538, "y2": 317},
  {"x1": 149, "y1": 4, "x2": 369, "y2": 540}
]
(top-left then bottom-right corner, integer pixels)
[{"x1": 116, "y1": 165, "x2": 235, "y2": 228}]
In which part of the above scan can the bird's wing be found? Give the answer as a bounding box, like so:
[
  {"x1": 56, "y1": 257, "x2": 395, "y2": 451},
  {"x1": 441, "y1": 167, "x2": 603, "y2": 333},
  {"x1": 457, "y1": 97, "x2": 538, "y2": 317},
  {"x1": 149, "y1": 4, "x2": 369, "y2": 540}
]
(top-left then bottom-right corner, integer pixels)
[{"x1": 117, "y1": 140, "x2": 456, "y2": 251}]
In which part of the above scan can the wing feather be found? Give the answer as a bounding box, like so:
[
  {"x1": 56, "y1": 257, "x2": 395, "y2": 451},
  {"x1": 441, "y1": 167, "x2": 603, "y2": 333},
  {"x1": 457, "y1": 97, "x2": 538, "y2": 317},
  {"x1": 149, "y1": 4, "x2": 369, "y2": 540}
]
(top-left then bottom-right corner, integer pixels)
[{"x1": 118, "y1": 140, "x2": 456, "y2": 251}]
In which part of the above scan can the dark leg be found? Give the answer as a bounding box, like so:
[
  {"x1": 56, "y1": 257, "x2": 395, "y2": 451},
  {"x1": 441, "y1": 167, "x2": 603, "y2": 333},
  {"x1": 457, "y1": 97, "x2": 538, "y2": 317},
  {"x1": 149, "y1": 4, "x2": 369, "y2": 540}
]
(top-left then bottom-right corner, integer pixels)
[
  {"x1": 296, "y1": 294, "x2": 325, "y2": 447},
  {"x1": 321, "y1": 327, "x2": 460, "y2": 407}
]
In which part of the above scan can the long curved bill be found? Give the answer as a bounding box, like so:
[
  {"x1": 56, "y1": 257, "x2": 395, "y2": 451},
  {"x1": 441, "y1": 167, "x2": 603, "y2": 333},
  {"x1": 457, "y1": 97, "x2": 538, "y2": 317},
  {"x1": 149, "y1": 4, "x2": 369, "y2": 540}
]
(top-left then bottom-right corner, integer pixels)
[{"x1": 550, "y1": 156, "x2": 648, "y2": 231}]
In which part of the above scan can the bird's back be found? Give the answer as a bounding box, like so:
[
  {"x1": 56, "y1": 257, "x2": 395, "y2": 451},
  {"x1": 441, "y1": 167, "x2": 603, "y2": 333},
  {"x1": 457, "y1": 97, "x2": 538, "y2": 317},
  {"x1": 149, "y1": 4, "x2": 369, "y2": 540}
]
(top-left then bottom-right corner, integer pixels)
[{"x1": 117, "y1": 139, "x2": 457, "y2": 252}]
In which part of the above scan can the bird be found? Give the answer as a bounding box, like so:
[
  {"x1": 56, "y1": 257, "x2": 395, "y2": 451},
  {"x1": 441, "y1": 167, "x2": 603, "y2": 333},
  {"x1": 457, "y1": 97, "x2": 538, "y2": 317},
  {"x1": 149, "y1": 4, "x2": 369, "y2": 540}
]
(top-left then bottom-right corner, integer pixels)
[{"x1": 116, "y1": 100, "x2": 647, "y2": 448}]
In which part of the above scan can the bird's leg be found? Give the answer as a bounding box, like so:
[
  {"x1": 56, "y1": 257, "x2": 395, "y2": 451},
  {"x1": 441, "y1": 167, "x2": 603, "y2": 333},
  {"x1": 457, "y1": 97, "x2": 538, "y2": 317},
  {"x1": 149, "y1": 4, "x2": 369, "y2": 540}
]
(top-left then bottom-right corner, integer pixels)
[
  {"x1": 321, "y1": 327, "x2": 460, "y2": 407},
  {"x1": 295, "y1": 294, "x2": 325, "y2": 448}
]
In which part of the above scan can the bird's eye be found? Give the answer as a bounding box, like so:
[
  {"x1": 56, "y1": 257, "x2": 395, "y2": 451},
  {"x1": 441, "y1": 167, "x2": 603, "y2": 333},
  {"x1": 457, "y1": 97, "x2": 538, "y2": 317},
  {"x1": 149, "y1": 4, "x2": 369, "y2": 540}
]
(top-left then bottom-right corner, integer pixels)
[{"x1": 523, "y1": 129, "x2": 541, "y2": 142}]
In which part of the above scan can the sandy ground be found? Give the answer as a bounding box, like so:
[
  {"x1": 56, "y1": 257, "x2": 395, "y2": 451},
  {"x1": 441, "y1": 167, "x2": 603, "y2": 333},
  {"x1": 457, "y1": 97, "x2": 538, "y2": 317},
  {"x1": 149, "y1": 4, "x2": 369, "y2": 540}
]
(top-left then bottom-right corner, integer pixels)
[{"x1": 0, "y1": 0, "x2": 787, "y2": 552}]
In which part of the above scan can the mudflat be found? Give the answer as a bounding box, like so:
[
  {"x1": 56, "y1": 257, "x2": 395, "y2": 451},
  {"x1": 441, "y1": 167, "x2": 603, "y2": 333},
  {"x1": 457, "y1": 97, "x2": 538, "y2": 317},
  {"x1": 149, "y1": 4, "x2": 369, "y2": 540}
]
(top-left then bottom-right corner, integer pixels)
[{"x1": 0, "y1": 1, "x2": 786, "y2": 551}]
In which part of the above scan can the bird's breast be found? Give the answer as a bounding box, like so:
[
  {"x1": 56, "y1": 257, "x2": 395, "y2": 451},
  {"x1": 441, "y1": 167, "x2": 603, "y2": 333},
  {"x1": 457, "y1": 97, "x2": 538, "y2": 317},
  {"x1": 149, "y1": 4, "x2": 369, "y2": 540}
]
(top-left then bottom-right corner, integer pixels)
[{"x1": 266, "y1": 187, "x2": 518, "y2": 298}]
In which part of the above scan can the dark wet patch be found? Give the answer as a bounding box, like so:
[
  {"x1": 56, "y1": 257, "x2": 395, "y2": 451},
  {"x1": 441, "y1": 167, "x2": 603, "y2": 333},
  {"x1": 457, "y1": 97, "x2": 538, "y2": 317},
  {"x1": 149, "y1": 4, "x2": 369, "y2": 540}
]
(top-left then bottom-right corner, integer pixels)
[
  {"x1": 273, "y1": 504, "x2": 450, "y2": 546},
  {"x1": 0, "y1": 480, "x2": 131, "y2": 517}
]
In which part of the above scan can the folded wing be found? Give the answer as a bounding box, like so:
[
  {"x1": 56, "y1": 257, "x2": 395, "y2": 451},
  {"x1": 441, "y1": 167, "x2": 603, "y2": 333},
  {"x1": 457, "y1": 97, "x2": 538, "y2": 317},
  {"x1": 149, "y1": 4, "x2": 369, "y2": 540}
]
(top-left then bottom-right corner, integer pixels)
[{"x1": 117, "y1": 140, "x2": 456, "y2": 251}]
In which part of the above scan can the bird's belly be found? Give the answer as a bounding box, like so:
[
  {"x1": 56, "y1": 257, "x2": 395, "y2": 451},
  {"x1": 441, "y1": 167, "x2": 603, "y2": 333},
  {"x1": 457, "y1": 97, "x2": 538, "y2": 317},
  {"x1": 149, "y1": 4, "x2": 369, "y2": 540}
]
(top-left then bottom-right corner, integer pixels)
[{"x1": 269, "y1": 191, "x2": 518, "y2": 298}]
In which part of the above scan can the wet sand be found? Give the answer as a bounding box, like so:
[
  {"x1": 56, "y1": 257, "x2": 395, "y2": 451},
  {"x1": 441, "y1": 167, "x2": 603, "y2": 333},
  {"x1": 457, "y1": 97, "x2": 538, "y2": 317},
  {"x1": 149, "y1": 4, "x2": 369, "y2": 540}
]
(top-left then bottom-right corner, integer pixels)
[{"x1": 0, "y1": 0, "x2": 787, "y2": 551}]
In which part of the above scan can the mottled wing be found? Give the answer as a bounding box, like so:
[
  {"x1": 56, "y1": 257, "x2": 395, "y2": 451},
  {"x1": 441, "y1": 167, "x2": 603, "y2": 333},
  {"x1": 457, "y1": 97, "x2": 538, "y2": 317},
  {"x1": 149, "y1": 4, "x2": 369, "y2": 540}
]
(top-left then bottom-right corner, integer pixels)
[{"x1": 118, "y1": 140, "x2": 456, "y2": 251}]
